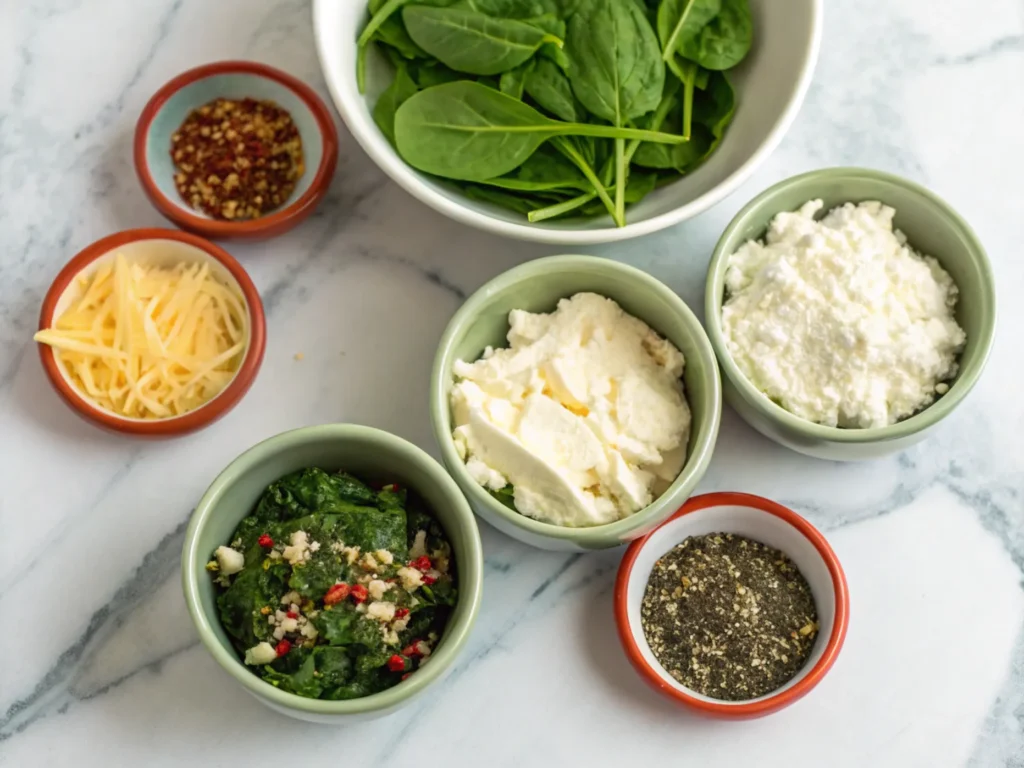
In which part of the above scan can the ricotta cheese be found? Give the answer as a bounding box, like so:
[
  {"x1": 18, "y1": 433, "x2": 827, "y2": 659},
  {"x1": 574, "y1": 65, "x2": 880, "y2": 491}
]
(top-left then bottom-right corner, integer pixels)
[
  {"x1": 721, "y1": 200, "x2": 966, "y2": 428},
  {"x1": 451, "y1": 292, "x2": 691, "y2": 527}
]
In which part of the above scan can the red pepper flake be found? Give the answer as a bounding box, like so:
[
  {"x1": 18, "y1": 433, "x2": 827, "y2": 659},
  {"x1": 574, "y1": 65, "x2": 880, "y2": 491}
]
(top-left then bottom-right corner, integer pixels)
[
  {"x1": 286, "y1": 610, "x2": 298, "y2": 619},
  {"x1": 169, "y1": 97, "x2": 304, "y2": 221},
  {"x1": 422, "y1": 575, "x2": 437, "y2": 585},
  {"x1": 410, "y1": 556, "x2": 432, "y2": 572},
  {"x1": 323, "y1": 583, "x2": 351, "y2": 606},
  {"x1": 401, "y1": 643, "x2": 421, "y2": 658},
  {"x1": 394, "y1": 607, "x2": 410, "y2": 619},
  {"x1": 401, "y1": 673, "x2": 411, "y2": 681},
  {"x1": 350, "y1": 584, "x2": 369, "y2": 603},
  {"x1": 257, "y1": 534, "x2": 274, "y2": 548},
  {"x1": 387, "y1": 654, "x2": 407, "y2": 673},
  {"x1": 275, "y1": 639, "x2": 292, "y2": 657}
]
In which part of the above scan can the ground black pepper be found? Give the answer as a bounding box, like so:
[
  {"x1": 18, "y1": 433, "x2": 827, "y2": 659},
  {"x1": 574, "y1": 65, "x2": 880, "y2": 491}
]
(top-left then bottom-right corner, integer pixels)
[{"x1": 640, "y1": 533, "x2": 819, "y2": 701}]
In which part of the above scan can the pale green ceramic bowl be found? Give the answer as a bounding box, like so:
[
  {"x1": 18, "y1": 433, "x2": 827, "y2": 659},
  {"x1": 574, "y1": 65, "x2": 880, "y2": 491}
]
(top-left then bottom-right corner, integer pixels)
[
  {"x1": 430, "y1": 255, "x2": 722, "y2": 551},
  {"x1": 181, "y1": 425, "x2": 483, "y2": 722},
  {"x1": 705, "y1": 168, "x2": 996, "y2": 461}
]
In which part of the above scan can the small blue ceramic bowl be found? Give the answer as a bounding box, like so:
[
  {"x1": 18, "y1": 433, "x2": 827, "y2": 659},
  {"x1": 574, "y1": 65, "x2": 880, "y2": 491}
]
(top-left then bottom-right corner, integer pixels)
[{"x1": 134, "y1": 60, "x2": 338, "y2": 240}]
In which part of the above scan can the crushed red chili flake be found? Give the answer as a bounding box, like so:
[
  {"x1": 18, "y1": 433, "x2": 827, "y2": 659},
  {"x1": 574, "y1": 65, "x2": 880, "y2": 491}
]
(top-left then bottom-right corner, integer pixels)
[
  {"x1": 286, "y1": 610, "x2": 298, "y2": 619},
  {"x1": 387, "y1": 654, "x2": 407, "y2": 672},
  {"x1": 401, "y1": 672, "x2": 411, "y2": 681},
  {"x1": 401, "y1": 644, "x2": 420, "y2": 658},
  {"x1": 410, "y1": 556, "x2": 432, "y2": 572},
  {"x1": 323, "y1": 583, "x2": 350, "y2": 606},
  {"x1": 422, "y1": 575, "x2": 437, "y2": 585},
  {"x1": 257, "y1": 534, "x2": 274, "y2": 548},
  {"x1": 170, "y1": 97, "x2": 304, "y2": 221},
  {"x1": 350, "y1": 584, "x2": 369, "y2": 603},
  {"x1": 275, "y1": 639, "x2": 292, "y2": 657},
  {"x1": 394, "y1": 607, "x2": 410, "y2": 619}
]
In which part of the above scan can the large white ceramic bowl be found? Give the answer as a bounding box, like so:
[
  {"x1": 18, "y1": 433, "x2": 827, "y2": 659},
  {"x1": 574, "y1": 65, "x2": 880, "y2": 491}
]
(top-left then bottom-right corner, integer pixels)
[{"x1": 313, "y1": 0, "x2": 823, "y2": 244}]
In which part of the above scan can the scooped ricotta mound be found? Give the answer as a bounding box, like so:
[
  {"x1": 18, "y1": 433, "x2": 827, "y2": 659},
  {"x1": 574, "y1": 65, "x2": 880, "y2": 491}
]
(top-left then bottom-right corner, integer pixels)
[
  {"x1": 451, "y1": 292, "x2": 691, "y2": 527},
  {"x1": 721, "y1": 200, "x2": 967, "y2": 429}
]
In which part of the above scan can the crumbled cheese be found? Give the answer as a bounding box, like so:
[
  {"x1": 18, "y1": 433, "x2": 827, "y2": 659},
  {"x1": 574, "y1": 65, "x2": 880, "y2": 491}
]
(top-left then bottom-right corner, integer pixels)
[
  {"x1": 300, "y1": 623, "x2": 318, "y2": 640},
  {"x1": 722, "y1": 200, "x2": 967, "y2": 428},
  {"x1": 361, "y1": 552, "x2": 379, "y2": 571},
  {"x1": 280, "y1": 591, "x2": 300, "y2": 605},
  {"x1": 382, "y1": 628, "x2": 400, "y2": 646},
  {"x1": 214, "y1": 546, "x2": 245, "y2": 576},
  {"x1": 244, "y1": 642, "x2": 278, "y2": 665},
  {"x1": 415, "y1": 640, "x2": 432, "y2": 657},
  {"x1": 393, "y1": 617, "x2": 410, "y2": 633},
  {"x1": 374, "y1": 549, "x2": 394, "y2": 565},
  {"x1": 355, "y1": 603, "x2": 367, "y2": 614},
  {"x1": 368, "y1": 579, "x2": 394, "y2": 600},
  {"x1": 282, "y1": 530, "x2": 311, "y2": 565},
  {"x1": 397, "y1": 566, "x2": 424, "y2": 590},
  {"x1": 451, "y1": 293, "x2": 691, "y2": 527},
  {"x1": 272, "y1": 626, "x2": 286, "y2": 640},
  {"x1": 367, "y1": 601, "x2": 396, "y2": 622},
  {"x1": 410, "y1": 531, "x2": 428, "y2": 559},
  {"x1": 280, "y1": 617, "x2": 299, "y2": 633},
  {"x1": 342, "y1": 545, "x2": 361, "y2": 565},
  {"x1": 309, "y1": 541, "x2": 321, "y2": 553}
]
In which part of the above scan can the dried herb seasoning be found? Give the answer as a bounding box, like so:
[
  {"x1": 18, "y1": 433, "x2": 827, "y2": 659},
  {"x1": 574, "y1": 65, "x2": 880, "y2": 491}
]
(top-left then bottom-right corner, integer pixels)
[
  {"x1": 170, "y1": 97, "x2": 304, "y2": 221},
  {"x1": 640, "y1": 532, "x2": 819, "y2": 701}
]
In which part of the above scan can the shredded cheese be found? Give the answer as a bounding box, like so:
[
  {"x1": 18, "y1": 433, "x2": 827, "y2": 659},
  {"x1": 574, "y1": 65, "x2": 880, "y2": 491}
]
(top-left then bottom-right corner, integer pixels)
[{"x1": 35, "y1": 252, "x2": 249, "y2": 419}]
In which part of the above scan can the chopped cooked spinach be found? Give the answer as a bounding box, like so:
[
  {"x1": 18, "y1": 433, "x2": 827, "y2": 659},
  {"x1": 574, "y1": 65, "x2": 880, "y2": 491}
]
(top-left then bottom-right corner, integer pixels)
[
  {"x1": 210, "y1": 469, "x2": 457, "y2": 700},
  {"x1": 356, "y1": 0, "x2": 752, "y2": 225}
]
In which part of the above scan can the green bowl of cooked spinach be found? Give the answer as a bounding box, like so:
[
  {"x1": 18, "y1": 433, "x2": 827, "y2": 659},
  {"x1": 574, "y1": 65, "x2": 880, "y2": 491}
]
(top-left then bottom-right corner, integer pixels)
[{"x1": 182, "y1": 424, "x2": 483, "y2": 722}]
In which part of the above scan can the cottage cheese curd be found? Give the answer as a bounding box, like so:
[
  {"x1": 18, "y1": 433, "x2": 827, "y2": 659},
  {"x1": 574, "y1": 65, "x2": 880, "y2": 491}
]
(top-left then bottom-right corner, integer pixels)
[
  {"x1": 451, "y1": 293, "x2": 691, "y2": 527},
  {"x1": 721, "y1": 200, "x2": 966, "y2": 428}
]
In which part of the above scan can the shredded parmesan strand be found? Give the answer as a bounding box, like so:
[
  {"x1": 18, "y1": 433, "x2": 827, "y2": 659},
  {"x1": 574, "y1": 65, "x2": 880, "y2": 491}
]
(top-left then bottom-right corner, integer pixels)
[{"x1": 34, "y1": 252, "x2": 249, "y2": 419}]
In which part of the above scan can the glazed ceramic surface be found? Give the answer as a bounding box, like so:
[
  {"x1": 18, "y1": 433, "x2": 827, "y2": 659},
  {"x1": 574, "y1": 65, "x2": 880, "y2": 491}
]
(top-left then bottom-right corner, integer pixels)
[
  {"x1": 135, "y1": 61, "x2": 337, "y2": 239},
  {"x1": 181, "y1": 425, "x2": 483, "y2": 722},
  {"x1": 704, "y1": 168, "x2": 996, "y2": 461},
  {"x1": 314, "y1": 0, "x2": 823, "y2": 244},
  {"x1": 3, "y1": 0, "x2": 1023, "y2": 766},
  {"x1": 431, "y1": 255, "x2": 721, "y2": 551}
]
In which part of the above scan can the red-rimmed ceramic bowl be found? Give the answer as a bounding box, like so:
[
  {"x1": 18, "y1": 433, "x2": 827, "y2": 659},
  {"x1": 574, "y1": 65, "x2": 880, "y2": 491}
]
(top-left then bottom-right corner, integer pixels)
[
  {"x1": 614, "y1": 492, "x2": 849, "y2": 719},
  {"x1": 134, "y1": 61, "x2": 338, "y2": 240},
  {"x1": 37, "y1": 228, "x2": 267, "y2": 436}
]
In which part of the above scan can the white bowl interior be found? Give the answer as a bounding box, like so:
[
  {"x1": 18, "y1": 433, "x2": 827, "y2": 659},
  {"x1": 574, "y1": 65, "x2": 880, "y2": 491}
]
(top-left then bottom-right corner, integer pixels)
[
  {"x1": 625, "y1": 503, "x2": 837, "y2": 706},
  {"x1": 313, "y1": 0, "x2": 822, "y2": 244},
  {"x1": 49, "y1": 238, "x2": 251, "y2": 422}
]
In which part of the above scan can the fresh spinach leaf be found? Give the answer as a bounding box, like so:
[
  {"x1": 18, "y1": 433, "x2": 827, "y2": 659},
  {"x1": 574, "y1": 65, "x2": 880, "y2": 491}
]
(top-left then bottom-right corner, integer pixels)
[
  {"x1": 393, "y1": 81, "x2": 686, "y2": 182},
  {"x1": 499, "y1": 59, "x2": 536, "y2": 98},
  {"x1": 490, "y1": 484, "x2": 517, "y2": 510},
  {"x1": 524, "y1": 57, "x2": 582, "y2": 121},
  {"x1": 402, "y1": 5, "x2": 563, "y2": 75},
  {"x1": 374, "y1": 62, "x2": 420, "y2": 144},
  {"x1": 564, "y1": 0, "x2": 665, "y2": 224},
  {"x1": 483, "y1": 143, "x2": 587, "y2": 191},
  {"x1": 656, "y1": 0, "x2": 720, "y2": 67},
  {"x1": 676, "y1": 0, "x2": 752, "y2": 70}
]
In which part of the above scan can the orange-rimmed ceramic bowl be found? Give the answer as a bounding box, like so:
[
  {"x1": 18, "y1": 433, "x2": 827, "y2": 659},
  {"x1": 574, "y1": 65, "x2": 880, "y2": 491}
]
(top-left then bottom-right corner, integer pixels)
[
  {"x1": 614, "y1": 492, "x2": 849, "y2": 719},
  {"x1": 37, "y1": 228, "x2": 266, "y2": 436},
  {"x1": 134, "y1": 61, "x2": 338, "y2": 240}
]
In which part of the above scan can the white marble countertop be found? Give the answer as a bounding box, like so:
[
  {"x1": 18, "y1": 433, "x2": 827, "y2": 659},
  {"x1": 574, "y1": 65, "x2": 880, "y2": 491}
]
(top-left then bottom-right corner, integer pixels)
[{"x1": 2, "y1": 0, "x2": 1022, "y2": 765}]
